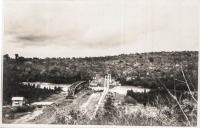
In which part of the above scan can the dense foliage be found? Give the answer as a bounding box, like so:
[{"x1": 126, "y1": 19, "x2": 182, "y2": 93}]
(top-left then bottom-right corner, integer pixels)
[
  {"x1": 14, "y1": 105, "x2": 36, "y2": 113},
  {"x1": 3, "y1": 51, "x2": 198, "y2": 85},
  {"x1": 125, "y1": 87, "x2": 197, "y2": 126},
  {"x1": 126, "y1": 88, "x2": 197, "y2": 105},
  {"x1": 3, "y1": 51, "x2": 198, "y2": 104},
  {"x1": 3, "y1": 81, "x2": 61, "y2": 105}
]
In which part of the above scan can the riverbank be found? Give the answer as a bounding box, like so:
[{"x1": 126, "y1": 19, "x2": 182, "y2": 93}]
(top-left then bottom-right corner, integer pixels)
[
  {"x1": 22, "y1": 82, "x2": 70, "y2": 91},
  {"x1": 110, "y1": 86, "x2": 150, "y2": 95},
  {"x1": 2, "y1": 89, "x2": 93, "y2": 124}
]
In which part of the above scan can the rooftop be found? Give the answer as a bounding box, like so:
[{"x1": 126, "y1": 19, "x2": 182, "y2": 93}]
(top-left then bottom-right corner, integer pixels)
[{"x1": 11, "y1": 97, "x2": 24, "y2": 101}]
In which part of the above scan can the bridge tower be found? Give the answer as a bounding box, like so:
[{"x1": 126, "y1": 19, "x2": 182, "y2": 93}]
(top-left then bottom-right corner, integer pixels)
[
  {"x1": 104, "y1": 74, "x2": 111, "y2": 91},
  {"x1": 108, "y1": 74, "x2": 111, "y2": 85},
  {"x1": 104, "y1": 75, "x2": 107, "y2": 90}
]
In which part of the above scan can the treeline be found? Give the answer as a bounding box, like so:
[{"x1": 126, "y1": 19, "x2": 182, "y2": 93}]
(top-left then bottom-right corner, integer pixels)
[
  {"x1": 3, "y1": 81, "x2": 62, "y2": 105},
  {"x1": 125, "y1": 88, "x2": 198, "y2": 106},
  {"x1": 121, "y1": 76, "x2": 198, "y2": 91}
]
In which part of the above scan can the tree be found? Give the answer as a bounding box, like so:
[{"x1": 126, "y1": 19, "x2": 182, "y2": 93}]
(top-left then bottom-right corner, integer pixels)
[
  {"x1": 15, "y1": 54, "x2": 19, "y2": 59},
  {"x1": 36, "y1": 84, "x2": 41, "y2": 88},
  {"x1": 18, "y1": 56, "x2": 25, "y2": 62},
  {"x1": 124, "y1": 96, "x2": 137, "y2": 105},
  {"x1": 3, "y1": 54, "x2": 10, "y2": 60},
  {"x1": 148, "y1": 57, "x2": 154, "y2": 62}
]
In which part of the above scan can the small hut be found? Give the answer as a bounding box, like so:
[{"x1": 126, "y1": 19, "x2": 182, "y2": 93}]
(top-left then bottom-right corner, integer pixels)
[{"x1": 11, "y1": 97, "x2": 25, "y2": 106}]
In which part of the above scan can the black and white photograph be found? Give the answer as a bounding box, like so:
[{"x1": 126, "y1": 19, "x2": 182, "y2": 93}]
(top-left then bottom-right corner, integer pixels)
[{"x1": 1, "y1": 0, "x2": 199, "y2": 127}]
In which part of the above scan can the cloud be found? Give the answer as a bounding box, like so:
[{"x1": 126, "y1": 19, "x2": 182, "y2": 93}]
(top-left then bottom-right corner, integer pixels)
[
  {"x1": 3, "y1": 0, "x2": 199, "y2": 58},
  {"x1": 5, "y1": 34, "x2": 52, "y2": 46},
  {"x1": 17, "y1": 35, "x2": 46, "y2": 42}
]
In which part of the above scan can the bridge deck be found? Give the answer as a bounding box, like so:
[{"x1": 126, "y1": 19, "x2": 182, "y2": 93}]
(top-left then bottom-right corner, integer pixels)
[
  {"x1": 69, "y1": 81, "x2": 86, "y2": 89},
  {"x1": 66, "y1": 81, "x2": 88, "y2": 98}
]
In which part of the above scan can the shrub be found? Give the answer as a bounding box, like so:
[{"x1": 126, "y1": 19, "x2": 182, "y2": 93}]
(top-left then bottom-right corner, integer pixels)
[
  {"x1": 14, "y1": 105, "x2": 36, "y2": 113},
  {"x1": 104, "y1": 96, "x2": 117, "y2": 117},
  {"x1": 148, "y1": 57, "x2": 154, "y2": 62},
  {"x1": 124, "y1": 96, "x2": 137, "y2": 105}
]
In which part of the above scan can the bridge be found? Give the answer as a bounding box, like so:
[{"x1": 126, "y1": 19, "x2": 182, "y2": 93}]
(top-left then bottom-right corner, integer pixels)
[
  {"x1": 91, "y1": 74, "x2": 111, "y2": 119},
  {"x1": 65, "y1": 74, "x2": 113, "y2": 120},
  {"x1": 66, "y1": 81, "x2": 89, "y2": 99}
]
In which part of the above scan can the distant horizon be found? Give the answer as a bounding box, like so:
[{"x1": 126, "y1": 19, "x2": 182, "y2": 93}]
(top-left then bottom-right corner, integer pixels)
[{"x1": 3, "y1": 50, "x2": 198, "y2": 59}]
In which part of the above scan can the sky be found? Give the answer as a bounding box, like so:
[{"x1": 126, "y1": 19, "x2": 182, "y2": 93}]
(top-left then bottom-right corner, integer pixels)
[{"x1": 3, "y1": 0, "x2": 199, "y2": 58}]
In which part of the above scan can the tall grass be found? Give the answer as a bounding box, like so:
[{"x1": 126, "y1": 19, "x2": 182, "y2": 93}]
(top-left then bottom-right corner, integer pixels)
[
  {"x1": 55, "y1": 66, "x2": 197, "y2": 126},
  {"x1": 55, "y1": 90, "x2": 197, "y2": 126}
]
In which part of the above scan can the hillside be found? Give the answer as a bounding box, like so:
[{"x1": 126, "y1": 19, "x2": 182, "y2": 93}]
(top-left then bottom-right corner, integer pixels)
[
  {"x1": 3, "y1": 51, "x2": 198, "y2": 89},
  {"x1": 2, "y1": 51, "x2": 199, "y2": 126}
]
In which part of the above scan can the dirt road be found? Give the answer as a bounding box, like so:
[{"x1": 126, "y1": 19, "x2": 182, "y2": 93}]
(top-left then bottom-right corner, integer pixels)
[
  {"x1": 80, "y1": 92, "x2": 102, "y2": 118},
  {"x1": 12, "y1": 90, "x2": 93, "y2": 124}
]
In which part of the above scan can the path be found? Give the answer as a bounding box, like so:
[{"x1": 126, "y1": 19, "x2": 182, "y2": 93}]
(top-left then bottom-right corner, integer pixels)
[
  {"x1": 80, "y1": 92, "x2": 102, "y2": 118},
  {"x1": 12, "y1": 90, "x2": 91, "y2": 124}
]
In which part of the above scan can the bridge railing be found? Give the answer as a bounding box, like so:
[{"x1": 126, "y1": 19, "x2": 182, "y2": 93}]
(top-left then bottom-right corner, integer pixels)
[{"x1": 66, "y1": 81, "x2": 88, "y2": 98}]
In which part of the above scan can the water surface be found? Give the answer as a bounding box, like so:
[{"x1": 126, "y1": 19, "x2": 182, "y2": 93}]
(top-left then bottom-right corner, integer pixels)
[{"x1": 22, "y1": 82, "x2": 70, "y2": 92}]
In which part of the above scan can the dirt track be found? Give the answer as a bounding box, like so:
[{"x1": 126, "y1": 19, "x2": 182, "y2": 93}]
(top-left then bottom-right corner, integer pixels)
[
  {"x1": 80, "y1": 92, "x2": 102, "y2": 118},
  {"x1": 11, "y1": 90, "x2": 93, "y2": 124}
]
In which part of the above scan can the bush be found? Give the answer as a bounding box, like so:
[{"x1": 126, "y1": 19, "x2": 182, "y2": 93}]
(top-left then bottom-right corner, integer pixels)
[
  {"x1": 14, "y1": 105, "x2": 36, "y2": 113},
  {"x1": 94, "y1": 90, "x2": 104, "y2": 93},
  {"x1": 104, "y1": 96, "x2": 117, "y2": 117},
  {"x1": 124, "y1": 96, "x2": 137, "y2": 105},
  {"x1": 148, "y1": 57, "x2": 154, "y2": 62}
]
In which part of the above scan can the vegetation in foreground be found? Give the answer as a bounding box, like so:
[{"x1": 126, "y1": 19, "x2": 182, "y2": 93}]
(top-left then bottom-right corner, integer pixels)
[
  {"x1": 55, "y1": 90, "x2": 197, "y2": 126},
  {"x1": 2, "y1": 105, "x2": 36, "y2": 122},
  {"x1": 55, "y1": 69, "x2": 197, "y2": 126}
]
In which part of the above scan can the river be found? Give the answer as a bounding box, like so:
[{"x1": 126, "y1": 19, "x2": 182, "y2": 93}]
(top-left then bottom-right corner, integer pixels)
[
  {"x1": 109, "y1": 86, "x2": 150, "y2": 95},
  {"x1": 22, "y1": 82, "x2": 150, "y2": 95},
  {"x1": 22, "y1": 82, "x2": 70, "y2": 92}
]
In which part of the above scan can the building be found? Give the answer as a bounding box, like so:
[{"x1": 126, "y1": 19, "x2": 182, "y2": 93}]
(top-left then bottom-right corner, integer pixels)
[{"x1": 11, "y1": 97, "x2": 25, "y2": 106}]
